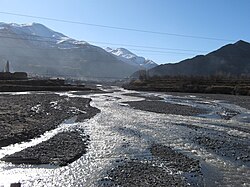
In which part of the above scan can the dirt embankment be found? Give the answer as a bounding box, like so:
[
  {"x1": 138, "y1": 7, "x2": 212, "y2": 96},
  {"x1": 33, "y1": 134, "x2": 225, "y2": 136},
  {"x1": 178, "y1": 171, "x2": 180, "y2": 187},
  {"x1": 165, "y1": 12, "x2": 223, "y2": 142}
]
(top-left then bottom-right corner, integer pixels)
[{"x1": 123, "y1": 77, "x2": 250, "y2": 96}]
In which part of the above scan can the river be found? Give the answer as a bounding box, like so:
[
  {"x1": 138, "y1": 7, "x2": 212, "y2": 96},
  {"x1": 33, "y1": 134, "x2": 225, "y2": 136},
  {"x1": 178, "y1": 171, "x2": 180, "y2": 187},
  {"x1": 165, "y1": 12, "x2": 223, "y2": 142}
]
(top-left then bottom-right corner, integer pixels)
[{"x1": 0, "y1": 87, "x2": 249, "y2": 186}]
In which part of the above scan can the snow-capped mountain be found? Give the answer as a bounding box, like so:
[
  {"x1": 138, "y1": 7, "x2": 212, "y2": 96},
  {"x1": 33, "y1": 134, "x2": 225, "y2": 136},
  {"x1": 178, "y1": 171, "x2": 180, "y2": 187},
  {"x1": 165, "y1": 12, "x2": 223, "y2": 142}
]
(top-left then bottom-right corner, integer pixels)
[
  {"x1": 0, "y1": 22, "x2": 140, "y2": 80},
  {"x1": 0, "y1": 22, "x2": 88, "y2": 48},
  {"x1": 105, "y1": 47, "x2": 157, "y2": 69}
]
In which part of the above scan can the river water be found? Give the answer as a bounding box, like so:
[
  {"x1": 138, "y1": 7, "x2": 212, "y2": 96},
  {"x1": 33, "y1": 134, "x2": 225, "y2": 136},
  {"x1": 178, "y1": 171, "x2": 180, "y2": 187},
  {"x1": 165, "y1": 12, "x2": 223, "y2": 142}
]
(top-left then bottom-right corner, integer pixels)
[{"x1": 0, "y1": 87, "x2": 249, "y2": 186}]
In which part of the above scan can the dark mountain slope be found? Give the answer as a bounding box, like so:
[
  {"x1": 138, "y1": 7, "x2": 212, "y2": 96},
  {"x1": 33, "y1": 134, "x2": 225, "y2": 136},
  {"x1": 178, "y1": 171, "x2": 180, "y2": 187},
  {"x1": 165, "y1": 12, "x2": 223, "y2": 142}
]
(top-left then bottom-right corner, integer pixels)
[{"x1": 149, "y1": 40, "x2": 250, "y2": 77}]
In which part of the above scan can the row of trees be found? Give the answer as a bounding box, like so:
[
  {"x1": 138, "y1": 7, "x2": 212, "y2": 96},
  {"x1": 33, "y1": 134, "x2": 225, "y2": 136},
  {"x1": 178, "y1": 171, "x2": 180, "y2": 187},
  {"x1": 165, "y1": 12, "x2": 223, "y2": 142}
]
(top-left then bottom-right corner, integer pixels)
[{"x1": 137, "y1": 70, "x2": 250, "y2": 82}]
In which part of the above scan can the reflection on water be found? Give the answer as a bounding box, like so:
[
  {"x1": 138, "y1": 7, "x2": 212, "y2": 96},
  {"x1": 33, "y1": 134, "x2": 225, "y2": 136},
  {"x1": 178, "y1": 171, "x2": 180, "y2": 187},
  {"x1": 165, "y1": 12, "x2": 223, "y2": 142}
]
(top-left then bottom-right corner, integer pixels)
[{"x1": 0, "y1": 87, "x2": 249, "y2": 186}]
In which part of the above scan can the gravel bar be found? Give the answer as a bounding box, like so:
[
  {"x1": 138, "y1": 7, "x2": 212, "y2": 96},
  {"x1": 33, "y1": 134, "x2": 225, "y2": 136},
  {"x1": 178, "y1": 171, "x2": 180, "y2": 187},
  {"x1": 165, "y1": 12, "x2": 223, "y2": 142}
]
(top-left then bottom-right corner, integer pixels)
[
  {"x1": 1, "y1": 131, "x2": 89, "y2": 166},
  {"x1": 166, "y1": 92, "x2": 250, "y2": 110},
  {"x1": 124, "y1": 100, "x2": 207, "y2": 116},
  {"x1": 99, "y1": 144, "x2": 203, "y2": 187},
  {"x1": 0, "y1": 93, "x2": 100, "y2": 148}
]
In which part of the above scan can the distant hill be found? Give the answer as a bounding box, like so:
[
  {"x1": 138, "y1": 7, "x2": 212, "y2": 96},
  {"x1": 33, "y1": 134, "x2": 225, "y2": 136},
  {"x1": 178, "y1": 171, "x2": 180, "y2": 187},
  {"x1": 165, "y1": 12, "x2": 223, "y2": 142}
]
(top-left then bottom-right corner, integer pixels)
[
  {"x1": 0, "y1": 22, "x2": 144, "y2": 80},
  {"x1": 148, "y1": 40, "x2": 250, "y2": 77},
  {"x1": 105, "y1": 47, "x2": 157, "y2": 69}
]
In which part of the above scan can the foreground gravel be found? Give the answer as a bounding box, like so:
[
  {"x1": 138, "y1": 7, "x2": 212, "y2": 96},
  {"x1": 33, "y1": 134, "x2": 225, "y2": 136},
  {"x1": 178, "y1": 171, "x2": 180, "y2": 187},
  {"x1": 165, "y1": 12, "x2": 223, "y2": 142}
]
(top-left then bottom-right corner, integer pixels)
[
  {"x1": 150, "y1": 144, "x2": 200, "y2": 173},
  {"x1": 101, "y1": 161, "x2": 185, "y2": 187},
  {"x1": 99, "y1": 144, "x2": 203, "y2": 187},
  {"x1": 2, "y1": 131, "x2": 89, "y2": 166}
]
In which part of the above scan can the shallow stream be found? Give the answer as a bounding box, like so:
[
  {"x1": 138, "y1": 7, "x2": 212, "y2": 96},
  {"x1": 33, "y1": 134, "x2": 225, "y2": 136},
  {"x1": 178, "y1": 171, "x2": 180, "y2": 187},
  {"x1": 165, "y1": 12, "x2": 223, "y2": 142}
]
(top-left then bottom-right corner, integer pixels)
[{"x1": 0, "y1": 87, "x2": 249, "y2": 186}]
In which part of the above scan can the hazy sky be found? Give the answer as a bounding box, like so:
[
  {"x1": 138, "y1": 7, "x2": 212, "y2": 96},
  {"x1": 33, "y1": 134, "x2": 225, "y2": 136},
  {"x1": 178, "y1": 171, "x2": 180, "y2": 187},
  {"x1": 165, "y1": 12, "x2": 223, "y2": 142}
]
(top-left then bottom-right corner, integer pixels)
[{"x1": 0, "y1": 0, "x2": 250, "y2": 64}]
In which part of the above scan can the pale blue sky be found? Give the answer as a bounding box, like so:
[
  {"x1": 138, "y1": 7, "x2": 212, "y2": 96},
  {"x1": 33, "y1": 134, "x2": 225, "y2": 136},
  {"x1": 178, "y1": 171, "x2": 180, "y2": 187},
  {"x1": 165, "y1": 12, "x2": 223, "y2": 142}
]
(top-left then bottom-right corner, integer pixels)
[{"x1": 0, "y1": 0, "x2": 249, "y2": 64}]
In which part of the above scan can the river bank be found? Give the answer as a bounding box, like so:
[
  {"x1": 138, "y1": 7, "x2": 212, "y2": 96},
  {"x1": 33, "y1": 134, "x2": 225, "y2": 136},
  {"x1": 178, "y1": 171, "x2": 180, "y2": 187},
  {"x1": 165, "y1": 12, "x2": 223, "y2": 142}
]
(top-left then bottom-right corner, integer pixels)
[{"x1": 123, "y1": 77, "x2": 250, "y2": 96}]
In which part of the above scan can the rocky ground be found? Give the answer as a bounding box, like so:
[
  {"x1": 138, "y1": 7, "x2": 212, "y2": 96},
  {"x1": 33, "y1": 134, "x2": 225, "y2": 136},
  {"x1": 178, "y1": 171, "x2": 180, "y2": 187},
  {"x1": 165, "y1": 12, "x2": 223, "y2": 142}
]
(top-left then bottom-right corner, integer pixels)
[
  {"x1": 116, "y1": 91, "x2": 250, "y2": 186},
  {"x1": 99, "y1": 144, "x2": 202, "y2": 187},
  {"x1": 166, "y1": 92, "x2": 250, "y2": 110},
  {"x1": 0, "y1": 92, "x2": 100, "y2": 148},
  {"x1": 195, "y1": 135, "x2": 250, "y2": 164},
  {"x1": 124, "y1": 100, "x2": 207, "y2": 116},
  {"x1": 123, "y1": 92, "x2": 250, "y2": 165},
  {"x1": 176, "y1": 121, "x2": 250, "y2": 166},
  {"x1": 1, "y1": 89, "x2": 250, "y2": 186},
  {"x1": 2, "y1": 131, "x2": 89, "y2": 166}
]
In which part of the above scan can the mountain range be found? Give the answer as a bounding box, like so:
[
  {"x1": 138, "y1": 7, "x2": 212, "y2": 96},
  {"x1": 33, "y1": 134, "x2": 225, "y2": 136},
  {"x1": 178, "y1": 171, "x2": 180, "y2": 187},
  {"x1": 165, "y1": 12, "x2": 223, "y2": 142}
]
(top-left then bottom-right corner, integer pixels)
[
  {"x1": 0, "y1": 22, "x2": 156, "y2": 80},
  {"x1": 0, "y1": 22, "x2": 249, "y2": 80},
  {"x1": 105, "y1": 47, "x2": 157, "y2": 69},
  {"x1": 148, "y1": 40, "x2": 250, "y2": 77}
]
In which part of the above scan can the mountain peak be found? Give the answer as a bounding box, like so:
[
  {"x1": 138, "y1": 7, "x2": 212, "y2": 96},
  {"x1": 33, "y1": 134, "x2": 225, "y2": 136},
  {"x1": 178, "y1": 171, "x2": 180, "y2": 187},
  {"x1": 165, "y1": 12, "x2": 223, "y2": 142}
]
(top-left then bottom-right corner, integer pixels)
[
  {"x1": 20, "y1": 22, "x2": 46, "y2": 27},
  {"x1": 235, "y1": 40, "x2": 250, "y2": 46},
  {"x1": 111, "y1": 48, "x2": 135, "y2": 56},
  {"x1": 105, "y1": 47, "x2": 157, "y2": 69},
  {"x1": 0, "y1": 22, "x2": 139, "y2": 79},
  {"x1": 0, "y1": 22, "x2": 49, "y2": 29},
  {"x1": 105, "y1": 47, "x2": 113, "y2": 52},
  {"x1": 105, "y1": 48, "x2": 136, "y2": 58},
  {"x1": 0, "y1": 22, "x2": 92, "y2": 48},
  {"x1": 0, "y1": 22, "x2": 65, "y2": 38},
  {"x1": 117, "y1": 47, "x2": 133, "y2": 53}
]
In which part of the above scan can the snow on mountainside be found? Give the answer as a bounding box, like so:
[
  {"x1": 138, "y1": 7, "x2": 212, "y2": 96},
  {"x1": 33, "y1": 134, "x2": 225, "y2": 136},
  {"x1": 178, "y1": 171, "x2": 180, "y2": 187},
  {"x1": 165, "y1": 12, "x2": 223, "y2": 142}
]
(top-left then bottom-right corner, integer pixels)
[
  {"x1": 0, "y1": 22, "x2": 139, "y2": 79},
  {"x1": 105, "y1": 47, "x2": 157, "y2": 69},
  {"x1": 0, "y1": 22, "x2": 88, "y2": 49}
]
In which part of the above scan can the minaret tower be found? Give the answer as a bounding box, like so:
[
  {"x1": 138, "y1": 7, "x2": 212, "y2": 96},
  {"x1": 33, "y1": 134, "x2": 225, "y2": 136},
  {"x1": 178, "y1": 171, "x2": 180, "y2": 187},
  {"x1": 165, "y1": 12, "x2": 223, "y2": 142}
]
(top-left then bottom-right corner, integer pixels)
[{"x1": 5, "y1": 60, "x2": 10, "y2": 73}]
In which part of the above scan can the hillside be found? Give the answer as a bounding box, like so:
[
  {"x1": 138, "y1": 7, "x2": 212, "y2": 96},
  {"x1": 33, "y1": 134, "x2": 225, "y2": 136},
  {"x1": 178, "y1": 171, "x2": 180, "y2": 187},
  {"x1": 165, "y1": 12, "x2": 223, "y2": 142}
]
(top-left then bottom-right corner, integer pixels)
[
  {"x1": 125, "y1": 41, "x2": 250, "y2": 95},
  {"x1": 105, "y1": 47, "x2": 157, "y2": 69},
  {"x1": 148, "y1": 40, "x2": 250, "y2": 77},
  {"x1": 0, "y1": 22, "x2": 140, "y2": 80}
]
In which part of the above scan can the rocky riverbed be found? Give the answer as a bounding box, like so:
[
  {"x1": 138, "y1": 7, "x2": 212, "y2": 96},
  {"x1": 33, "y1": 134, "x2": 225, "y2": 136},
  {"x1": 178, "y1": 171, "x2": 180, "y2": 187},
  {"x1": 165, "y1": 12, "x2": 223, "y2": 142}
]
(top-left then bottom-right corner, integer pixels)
[
  {"x1": 0, "y1": 92, "x2": 100, "y2": 148},
  {"x1": 100, "y1": 144, "x2": 202, "y2": 187},
  {"x1": 2, "y1": 131, "x2": 89, "y2": 166},
  {"x1": 166, "y1": 92, "x2": 250, "y2": 110},
  {"x1": 0, "y1": 88, "x2": 249, "y2": 186},
  {"x1": 124, "y1": 100, "x2": 207, "y2": 116}
]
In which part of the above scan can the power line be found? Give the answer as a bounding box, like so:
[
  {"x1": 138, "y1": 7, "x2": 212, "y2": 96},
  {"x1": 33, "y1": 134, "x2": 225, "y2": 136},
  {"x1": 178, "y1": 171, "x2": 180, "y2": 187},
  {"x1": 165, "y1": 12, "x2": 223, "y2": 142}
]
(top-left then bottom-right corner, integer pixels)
[
  {"x1": 0, "y1": 11, "x2": 234, "y2": 42},
  {"x1": 0, "y1": 30, "x2": 208, "y2": 53},
  {"x1": 0, "y1": 34, "x2": 247, "y2": 58},
  {"x1": 0, "y1": 35, "x2": 197, "y2": 55},
  {"x1": 123, "y1": 48, "x2": 196, "y2": 55},
  {"x1": 87, "y1": 40, "x2": 208, "y2": 53},
  {"x1": 0, "y1": 44, "x2": 196, "y2": 56}
]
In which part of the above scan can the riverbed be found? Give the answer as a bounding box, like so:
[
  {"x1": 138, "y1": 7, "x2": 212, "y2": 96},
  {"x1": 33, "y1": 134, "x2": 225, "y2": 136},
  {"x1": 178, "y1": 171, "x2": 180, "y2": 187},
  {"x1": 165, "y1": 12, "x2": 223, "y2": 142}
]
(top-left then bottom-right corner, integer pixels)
[{"x1": 0, "y1": 87, "x2": 249, "y2": 186}]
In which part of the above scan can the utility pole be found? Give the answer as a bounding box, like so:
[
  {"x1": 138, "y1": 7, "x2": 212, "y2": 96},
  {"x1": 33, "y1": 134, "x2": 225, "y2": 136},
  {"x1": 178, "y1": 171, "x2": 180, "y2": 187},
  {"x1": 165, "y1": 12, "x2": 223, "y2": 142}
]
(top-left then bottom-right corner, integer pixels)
[{"x1": 5, "y1": 60, "x2": 10, "y2": 73}]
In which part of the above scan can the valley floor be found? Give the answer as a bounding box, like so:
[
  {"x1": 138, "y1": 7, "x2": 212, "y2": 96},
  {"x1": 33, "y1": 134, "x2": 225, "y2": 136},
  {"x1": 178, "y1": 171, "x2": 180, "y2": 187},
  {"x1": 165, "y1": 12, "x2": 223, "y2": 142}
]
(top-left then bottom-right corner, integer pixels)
[{"x1": 0, "y1": 87, "x2": 249, "y2": 186}]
